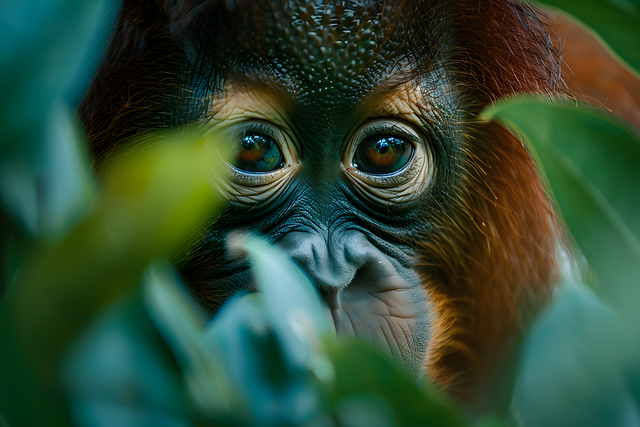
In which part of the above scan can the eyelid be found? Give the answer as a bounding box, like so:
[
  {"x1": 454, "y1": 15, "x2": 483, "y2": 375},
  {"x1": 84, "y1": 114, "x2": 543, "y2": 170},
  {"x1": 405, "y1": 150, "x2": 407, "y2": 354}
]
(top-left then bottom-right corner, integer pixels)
[
  {"x1": 358, "y1": 122, "x2": 420, "y2": 143},
  {"x1": 207, "y1": 118, "x2": 301, "y2": 207},
  {"x1": 231, "y1": 120, "x2": 283, "y2": 142}
]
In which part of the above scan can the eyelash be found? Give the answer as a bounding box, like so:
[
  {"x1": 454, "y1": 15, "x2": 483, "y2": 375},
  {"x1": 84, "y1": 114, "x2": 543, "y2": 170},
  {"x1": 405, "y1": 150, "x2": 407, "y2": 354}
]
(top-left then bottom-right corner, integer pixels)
[
  {"x1": 357, "y1": 123, "x2": 419, "y2": 145},
  {"x1": 235, "y1": 122, "x2": 280, "y2": 141}
]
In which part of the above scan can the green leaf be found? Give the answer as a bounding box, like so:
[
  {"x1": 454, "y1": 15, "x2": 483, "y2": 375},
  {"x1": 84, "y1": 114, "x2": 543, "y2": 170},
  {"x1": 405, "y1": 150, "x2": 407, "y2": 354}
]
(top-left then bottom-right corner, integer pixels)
[
  {"x1": 328, "y1": 340, "x2": 464, "y2": 427},
  {"x1": 231, "y1": 233, "x2": 331, "y2": 368},
  {"x1": 484, "y1": 98, "x2": 640, "y2": 324},
  {"x1": 143, "y1": 261, "x2": 240, "y2": 418},
  {"x1": 0, "y1": 0, "x2": 106, "y2": 156},
  {"x1": 537, "y1": 0, "x2": 640, "y2": 78},
  {"x1": 514, "y1": 283, "x2": 640, "y2": 426},
  {"x1": 1, "y1": 129, "x2": 223, "y2": 378},
  {"x1": 63, "y1": 294, "x2": 190, "y2": 427},
  {"x1": 0, "y1": 104, "x2": 96, "y2": 237},
  {"x1": 145, "y1": 236, "x2": 333, "y2": 425}
]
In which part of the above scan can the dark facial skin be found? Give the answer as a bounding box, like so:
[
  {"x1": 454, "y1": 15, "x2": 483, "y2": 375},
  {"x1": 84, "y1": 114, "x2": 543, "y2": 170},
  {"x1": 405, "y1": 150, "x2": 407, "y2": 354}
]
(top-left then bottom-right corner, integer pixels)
[{"x1": 175, "y1": 0, "x2": 465, "y2": 378}]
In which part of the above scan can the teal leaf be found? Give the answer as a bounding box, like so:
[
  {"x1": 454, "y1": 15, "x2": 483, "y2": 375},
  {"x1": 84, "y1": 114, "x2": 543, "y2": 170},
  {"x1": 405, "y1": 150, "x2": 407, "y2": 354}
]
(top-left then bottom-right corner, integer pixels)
[
  {"x1": 63, "y1": 295, "x2": 190, "y2": 427},
  {"x1": 0, "y1": 103, "x2": 95, "y2": 237},
  {"x1": 231, "y1": 233, "x2": 331, "y2": 369},
  {"x1": 0, "y1": 0, "x2": 106, "y2": 156},
  {"x1": 537, "y1": 0, "x2": 640, "y2": 77},
  {"x1": 514, "y1": 283, "x2": 640, "y2": 426},
  {"x1": 328, "y1": 340, "x2": 464, "y2": 427},
  {"x1": 203, "y1": 234, "x2": 333, "y2": 425},
  {"x1": 145, "y1": 236, "x2": 334, "y2": 425},
  {"x1": 143, "y1": 261, "x2": 240, "y2": 418}
]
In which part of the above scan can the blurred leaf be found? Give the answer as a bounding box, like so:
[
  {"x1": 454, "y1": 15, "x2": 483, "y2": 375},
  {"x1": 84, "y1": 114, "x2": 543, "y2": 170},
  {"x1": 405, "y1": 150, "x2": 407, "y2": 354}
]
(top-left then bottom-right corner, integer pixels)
[
  {"x1": 147, "y1": 234, "x2": 464, "y2": 426},
  {"x1": 63, "y1": 294, "x2": 190, "y2": 427},
  {"x1": 334, "y1": 394, "x2": 397, "y2": 427},
  {"x1": 484, "y1": 98, "x2": 640, "y2": 325},
  {"x1": 0, "y1": 103, "x2": 96, "y2": 236},
  {"x1": 538, "y1": 0, "x2": 640, "y2": 77},
  {"x1": 145, "y1": 235, "x2": 334, "y2": 426},
  {"x1": 514, "y1": 283, "x2": 640, "y2": 427},
  {"x1": 63, "y1": 0, "x2": 122, "y2": 108},
  {"x1": 231, "y1": 233, "x2": 332, "y2": 368},
  {"x1": 328, "y1": 340, "x2": 464, "y2": 427},
  {"x1": 221, "y1": 234, "x2": 333, "y2": 425},
  {"x1": 475, "y1": 415, "x2": 508, "y2": 427},
  {"x1": 143, "y1": 261, "x2": 240, "y2": 419},
  {"x1": 0, "y1": 0, "x2": 106, "y2": 156},
  {"x1": 1, "y1": 129, "x2": 223, "y2": 381},
  {"x1": 485, "y1": 97, "x2": 640, "y2": 425}
]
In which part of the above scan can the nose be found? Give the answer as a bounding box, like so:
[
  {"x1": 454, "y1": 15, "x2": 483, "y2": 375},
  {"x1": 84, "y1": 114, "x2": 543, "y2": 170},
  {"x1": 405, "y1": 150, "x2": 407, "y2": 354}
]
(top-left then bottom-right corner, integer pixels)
[
  {"x1": 279, "y1": 231, "x2": 395, "y2": 311},
  {"x1": 277, "y1": 230, "x2": 362, "y2": 287},
  {"x1": 276, "y1": 230, "x2": 387, "y2": 307}
]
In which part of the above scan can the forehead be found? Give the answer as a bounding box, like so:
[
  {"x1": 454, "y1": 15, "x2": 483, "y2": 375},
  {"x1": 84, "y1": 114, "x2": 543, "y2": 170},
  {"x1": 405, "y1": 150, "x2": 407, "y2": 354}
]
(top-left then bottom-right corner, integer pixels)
[
  {"x1": 209, "y1": 79, "x2": 430, "y2": 127},
  {"x1": 201, "y1": 0, "x2": 436, "y2": 111}
]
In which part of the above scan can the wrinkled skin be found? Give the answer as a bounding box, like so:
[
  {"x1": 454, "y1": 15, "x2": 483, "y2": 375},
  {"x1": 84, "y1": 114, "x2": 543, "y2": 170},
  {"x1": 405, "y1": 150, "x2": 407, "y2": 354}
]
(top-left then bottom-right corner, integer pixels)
[{"x1": 173, "y1": 0, "x2": 460, "y2": 378}]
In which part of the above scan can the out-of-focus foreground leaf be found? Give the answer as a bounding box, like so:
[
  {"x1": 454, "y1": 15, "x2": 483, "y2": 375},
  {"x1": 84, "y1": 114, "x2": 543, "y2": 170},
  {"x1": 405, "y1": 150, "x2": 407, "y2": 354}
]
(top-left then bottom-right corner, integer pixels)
[
  {"x1": 0, "y1": 130, "x2": 223, "y2": 426},
  {"x1": 0, "y1": 0, "x2": 106, "y2": 154},
  {"x1": 144, "y1": 233, "x2": 334, "y2": 426},
  {"x1": 484, "y1": 98, "x2": 640, "y2": 426},
  {"x1": 514, "y1": 283, "x2": 640, "y2": 426},
  {"x1": 141, "y1": 234, "x2": 463, "y2": 427},
  {"x1": 63, "y1": 294, "x2": 190, "y2": 427},
  {"x1": 0, "y1": 1, "x2": 108, "y2": 236},
  {"x1": 537, "y1": 0, "x2": 640, "y2": 78},
  {"x1": 0, "y1": 104, "x2": 96, "y2": 237},
  {"x1": 232, "y1": 234, "x2": 463, "y2": 427},
  {"x1": 328, "y1": 340, "x2": 464, "y2": 427}
]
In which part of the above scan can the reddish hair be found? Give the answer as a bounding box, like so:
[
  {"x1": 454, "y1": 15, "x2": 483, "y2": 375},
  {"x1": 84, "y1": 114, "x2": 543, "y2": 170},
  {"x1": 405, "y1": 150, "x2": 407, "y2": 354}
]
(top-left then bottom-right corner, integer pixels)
[{"x1": 417, "y1": 0, "x2": 563, "y2": 402}]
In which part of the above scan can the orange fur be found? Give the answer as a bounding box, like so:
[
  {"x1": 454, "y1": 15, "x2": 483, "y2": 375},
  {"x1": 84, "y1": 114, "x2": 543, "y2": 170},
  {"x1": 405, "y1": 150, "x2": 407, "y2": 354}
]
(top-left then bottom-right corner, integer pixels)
[
  {"x1": 412, "y1": 1, "x2": 564, "y2": 401},
  {"x1": 418, "y1": 122, "x2": 559, "y2": 399}
]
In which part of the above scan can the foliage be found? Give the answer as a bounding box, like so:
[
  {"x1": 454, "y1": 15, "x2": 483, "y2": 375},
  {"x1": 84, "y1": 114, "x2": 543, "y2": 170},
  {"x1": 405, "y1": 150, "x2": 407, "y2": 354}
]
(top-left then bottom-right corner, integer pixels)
[
  {"x1": 0, "y1": 1, "x2": 639, "y2": 426},
  {"x1": 484, "y1": 99, "x2": 640, "y2": 426}
]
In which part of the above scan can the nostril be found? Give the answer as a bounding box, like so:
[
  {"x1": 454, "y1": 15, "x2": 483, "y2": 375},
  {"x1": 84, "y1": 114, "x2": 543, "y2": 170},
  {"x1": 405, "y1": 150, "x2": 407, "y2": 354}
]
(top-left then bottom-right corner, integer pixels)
[{"x1": 277, "y1": 231, "x2": 360, "y2": 290}]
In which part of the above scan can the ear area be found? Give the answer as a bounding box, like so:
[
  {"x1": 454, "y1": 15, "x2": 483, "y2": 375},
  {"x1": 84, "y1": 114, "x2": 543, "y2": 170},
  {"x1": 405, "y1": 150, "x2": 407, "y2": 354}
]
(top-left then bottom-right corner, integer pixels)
[
  {"x1": 77, "y1": 0, "x2": 177, "y2": 161},
  {"x1": 450, "y1": 0, "x2": 563, "y2": 104},
  {"x1": 417, "y1": 120, "x2": 560, "y2": 403}
]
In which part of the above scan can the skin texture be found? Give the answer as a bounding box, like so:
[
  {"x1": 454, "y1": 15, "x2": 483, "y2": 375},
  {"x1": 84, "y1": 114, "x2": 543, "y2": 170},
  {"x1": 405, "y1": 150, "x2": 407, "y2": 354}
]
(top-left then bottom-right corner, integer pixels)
[{"x1": 79, "y1": 0, "x2": 563, "y2": 406}]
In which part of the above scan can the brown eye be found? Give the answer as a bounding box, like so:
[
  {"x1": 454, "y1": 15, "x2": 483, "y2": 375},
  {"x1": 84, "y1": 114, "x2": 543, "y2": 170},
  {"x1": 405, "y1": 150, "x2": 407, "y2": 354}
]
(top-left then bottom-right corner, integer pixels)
[
  {"x1": 354, "y1": 135, "x2": 413, "y2": 175},
  {"x1": 232, "y1": 134, "x2": 284, "y2": 173}
]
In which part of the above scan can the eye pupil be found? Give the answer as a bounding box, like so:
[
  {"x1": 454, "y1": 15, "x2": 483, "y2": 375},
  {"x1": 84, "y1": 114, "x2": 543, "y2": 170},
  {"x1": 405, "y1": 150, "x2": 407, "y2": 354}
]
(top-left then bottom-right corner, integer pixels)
[
  {"x1": 354, "y1": 135, "x2": 413, "y2": 175},
  {"x1": 375, "y1": 139, "x2": 390, "y2": 154},
  {"x1": 241, "y1": 136, "x2": 257, "y2": 151},
  {"x1": 232, "y1": 133, "x2": 284, "y2": 173}
]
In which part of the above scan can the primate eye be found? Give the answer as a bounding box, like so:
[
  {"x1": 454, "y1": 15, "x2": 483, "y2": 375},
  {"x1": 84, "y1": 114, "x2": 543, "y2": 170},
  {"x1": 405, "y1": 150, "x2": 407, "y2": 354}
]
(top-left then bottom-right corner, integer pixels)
[
  {"x1": 354, "y1": 135, "x2": 413, "y2": 174},
  {"x1": 342, "y1": 119, "x2": 433, "y2": 204},
  {"x1": 214, "y1": 119, "x2": 300, "y2": 204},
  {"x1": 232, "y1": 133, "x2": 284, "y2": 173}
]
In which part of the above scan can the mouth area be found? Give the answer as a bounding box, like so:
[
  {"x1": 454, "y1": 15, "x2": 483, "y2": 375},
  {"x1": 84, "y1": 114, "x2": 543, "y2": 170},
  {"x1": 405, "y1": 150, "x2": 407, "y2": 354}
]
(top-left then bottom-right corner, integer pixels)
[{"x1": 324, "y1": 283, "x2": 433, "y2": 380}]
